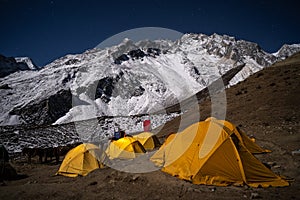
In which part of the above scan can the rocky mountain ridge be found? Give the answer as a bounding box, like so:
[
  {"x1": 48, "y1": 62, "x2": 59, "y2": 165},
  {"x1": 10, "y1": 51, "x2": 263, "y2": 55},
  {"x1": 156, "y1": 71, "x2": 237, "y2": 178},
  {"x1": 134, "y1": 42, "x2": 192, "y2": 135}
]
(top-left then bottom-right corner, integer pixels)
[{"x1": 0, "y1": 33, "x2": 299, "y2": 126}]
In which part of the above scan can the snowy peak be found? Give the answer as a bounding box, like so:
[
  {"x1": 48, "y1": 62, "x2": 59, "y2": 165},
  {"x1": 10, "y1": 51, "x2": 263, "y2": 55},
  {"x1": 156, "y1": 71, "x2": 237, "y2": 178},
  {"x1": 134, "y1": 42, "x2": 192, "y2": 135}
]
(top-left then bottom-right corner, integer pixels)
[
  {"x1": 273, "y1": 44, "x2": 300, "y2": 59},
  {"x1": 178, "y1": 33, "x2": 277, "y2": 66},
  {"x1": 15, "y1": 57, "x2": 38, "y2": 70}
]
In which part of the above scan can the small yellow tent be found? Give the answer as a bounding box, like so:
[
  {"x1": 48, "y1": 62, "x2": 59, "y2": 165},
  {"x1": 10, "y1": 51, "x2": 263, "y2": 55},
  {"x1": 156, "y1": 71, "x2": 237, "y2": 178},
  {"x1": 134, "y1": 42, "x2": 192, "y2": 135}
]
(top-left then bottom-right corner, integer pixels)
[
  {"x1": 105, "y1": 137, "x2": 146, "y2": 159},
  {"x1": 150, "y1": 118, "x2": 288, "y2": 187},
  {"x1": 57, "y1": 143, "x2": 104, "y2": 177},
  {"x1": 133, "y1": 132, "x2": 161, "y2": 150}
]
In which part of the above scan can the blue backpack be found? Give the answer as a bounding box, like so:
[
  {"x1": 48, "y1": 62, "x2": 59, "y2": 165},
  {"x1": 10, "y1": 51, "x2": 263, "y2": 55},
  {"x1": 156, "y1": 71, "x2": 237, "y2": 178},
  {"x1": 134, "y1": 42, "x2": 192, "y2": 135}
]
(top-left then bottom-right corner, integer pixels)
[{"x1": 114, "y1": 131, "x2": 121, "y2": 139}]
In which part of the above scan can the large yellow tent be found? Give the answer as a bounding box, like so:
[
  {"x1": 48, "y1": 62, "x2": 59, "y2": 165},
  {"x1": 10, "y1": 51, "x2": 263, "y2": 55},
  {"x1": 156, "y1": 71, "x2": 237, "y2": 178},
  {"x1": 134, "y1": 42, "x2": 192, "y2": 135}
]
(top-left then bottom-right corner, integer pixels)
[
  {"x1": 57, "y1": 143, "x2": 105, "y2": 177},
  {"x1": 209, "y1": 118, "x2": 270, "y2": 154},
  {"x1": 105, "y1": 137, "x2": 146, "y2": 159},
  {"x1": 150, "y1": 118, "x2": 289, "y2": 187},
  {"x1": 133, "y1": 132, "x2": 161, "y2": 150},
  {"x1": 156, "y1": 118, "x2": 269, "y2": 156}
]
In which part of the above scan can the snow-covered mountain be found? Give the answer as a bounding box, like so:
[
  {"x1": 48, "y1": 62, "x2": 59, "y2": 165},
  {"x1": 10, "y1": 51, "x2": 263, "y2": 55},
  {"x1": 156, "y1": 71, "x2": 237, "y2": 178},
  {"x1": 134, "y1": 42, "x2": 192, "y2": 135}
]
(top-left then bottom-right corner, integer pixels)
[
  {"x1": 273, "y1": 44, "x2": 300, "y2": 59},
  {"x1": 0, "y1": 33, "x2": 299, "y2": 126},
  {"x1": 15, "y1": 57, "x2": 38, "y2": 70}
]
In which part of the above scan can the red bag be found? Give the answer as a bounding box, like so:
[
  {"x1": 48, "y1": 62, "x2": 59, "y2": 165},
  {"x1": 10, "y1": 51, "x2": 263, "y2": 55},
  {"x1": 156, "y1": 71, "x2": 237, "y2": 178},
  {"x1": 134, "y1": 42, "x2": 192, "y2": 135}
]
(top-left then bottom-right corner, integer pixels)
[{"x1": 143, "y1": 120, "x2": 151, "y2": 132}]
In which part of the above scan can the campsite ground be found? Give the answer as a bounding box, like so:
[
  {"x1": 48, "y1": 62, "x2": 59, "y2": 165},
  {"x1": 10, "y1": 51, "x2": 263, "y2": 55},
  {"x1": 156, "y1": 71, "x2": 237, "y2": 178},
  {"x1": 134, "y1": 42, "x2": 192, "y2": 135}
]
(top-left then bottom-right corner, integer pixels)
[
  {"x1": 1, "y1": 159, "x2": 299, "y2": 200},
  {"x1": 1, "y1": 53, "x2": 300, "y2": 199}
]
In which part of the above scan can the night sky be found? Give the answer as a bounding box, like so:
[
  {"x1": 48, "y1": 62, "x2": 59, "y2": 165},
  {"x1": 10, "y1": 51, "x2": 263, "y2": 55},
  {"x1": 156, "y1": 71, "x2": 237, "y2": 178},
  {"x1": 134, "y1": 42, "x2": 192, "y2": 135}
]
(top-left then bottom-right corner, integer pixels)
[{"x1": 1, "y1": 0, "x2": 299, "y2": 66}]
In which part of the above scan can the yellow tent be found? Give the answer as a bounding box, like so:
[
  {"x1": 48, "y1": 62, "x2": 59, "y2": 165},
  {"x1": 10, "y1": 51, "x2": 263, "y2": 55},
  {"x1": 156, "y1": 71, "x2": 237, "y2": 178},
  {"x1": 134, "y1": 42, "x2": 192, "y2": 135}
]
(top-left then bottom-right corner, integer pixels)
[
  {"x1": 57, "y1": 143, "x2": 104, "y2": 177},
  {"x1": 105, "y1": 137, "x2": 146, "y2": 159},
  {"x1": 162, "y1": 133, "x2": 176, "y2": 146},
  {"x1": 161, "y1": 118, "x2": 269, "y2": 154},
  {"x1": 133, "y1": 132, "x2": 161, "y2": 150},
  {"x1": 150, "y1": 118, "x2": 289, "y2": 187},
  {"x1": 208, "y1": 117, "x2": 270, "y2": 154}
]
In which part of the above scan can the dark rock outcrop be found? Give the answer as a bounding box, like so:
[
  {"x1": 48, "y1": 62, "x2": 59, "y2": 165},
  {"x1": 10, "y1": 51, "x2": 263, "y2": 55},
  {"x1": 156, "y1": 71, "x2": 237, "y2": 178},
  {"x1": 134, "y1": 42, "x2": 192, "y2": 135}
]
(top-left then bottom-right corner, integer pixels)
[
  {"x1": 147, "y1": 48, "x2": 161, "y2": 57},
  {"x1": 64, "y1": 59, "x2": 80, "y2": 65},
  {"x1": 10, "y1": 89, "x2": 72, "y2": 125},
  {"x1": 95, "y1": 77, "x2": 115, "y2": 102},
  {"x1": 114, "y1": 54, "x2": 129, "y2": 64},
  {"x1": 0, "y1": 54, "x2": 30, "y2": 78},
  {"x1": 114, "y1": 48, "x2": 162, "y2": 64},
  {"x1": 0, "y1": 84, "x2": 12, "y2": 89},
  {"x1": 128, "y1": 49, "x2": 146, "y2": 60}
]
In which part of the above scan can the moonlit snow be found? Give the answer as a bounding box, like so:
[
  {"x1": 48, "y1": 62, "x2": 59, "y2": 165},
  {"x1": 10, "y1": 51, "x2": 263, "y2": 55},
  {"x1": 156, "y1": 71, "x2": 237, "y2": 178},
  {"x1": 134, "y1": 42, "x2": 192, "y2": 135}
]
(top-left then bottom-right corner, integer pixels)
[{"x1": 0, "y1": 33, "x2": 299, "y2": 127}]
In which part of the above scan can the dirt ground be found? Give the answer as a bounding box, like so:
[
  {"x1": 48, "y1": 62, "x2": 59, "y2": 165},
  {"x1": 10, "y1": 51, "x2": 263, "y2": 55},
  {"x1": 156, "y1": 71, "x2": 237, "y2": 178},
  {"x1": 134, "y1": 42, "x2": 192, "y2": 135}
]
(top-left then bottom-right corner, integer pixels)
[{"x1": 1, "y1": 53, "x2": 300, "y2": 199}]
